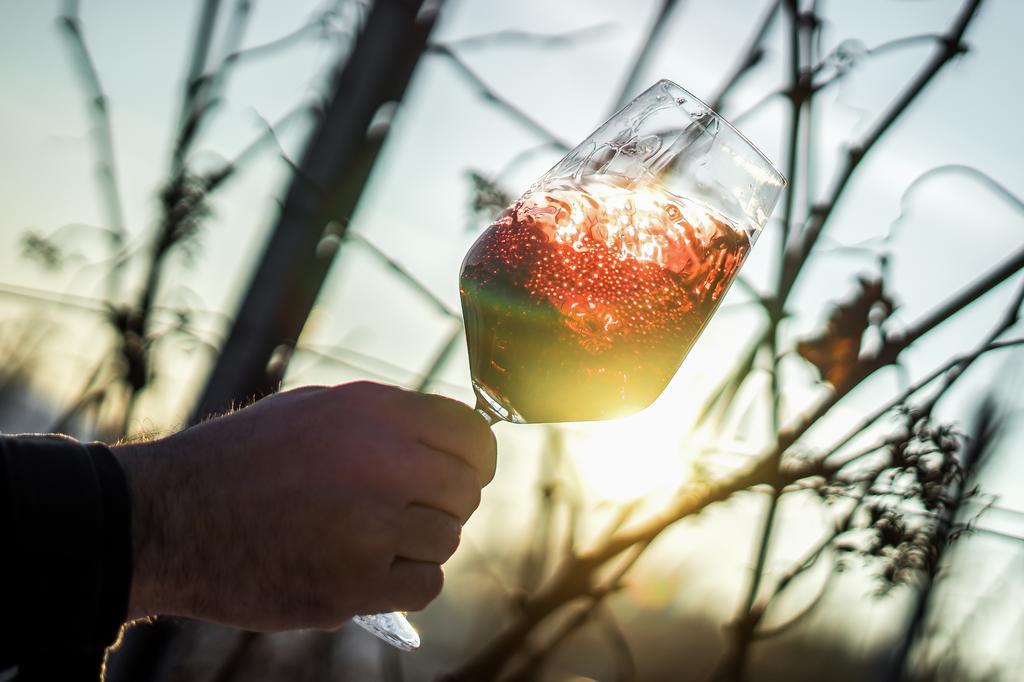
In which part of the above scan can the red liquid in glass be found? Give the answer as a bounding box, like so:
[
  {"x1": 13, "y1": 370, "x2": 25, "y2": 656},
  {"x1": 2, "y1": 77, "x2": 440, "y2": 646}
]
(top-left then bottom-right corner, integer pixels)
[{"x1": 460, "y1": 177, "x2": 750, "y2": 423}]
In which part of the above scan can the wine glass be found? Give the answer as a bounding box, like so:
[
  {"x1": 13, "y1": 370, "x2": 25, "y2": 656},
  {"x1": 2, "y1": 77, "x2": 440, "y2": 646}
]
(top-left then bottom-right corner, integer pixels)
[{"x1": 355, "y1": 79, "x2": 786, "y2": 649}]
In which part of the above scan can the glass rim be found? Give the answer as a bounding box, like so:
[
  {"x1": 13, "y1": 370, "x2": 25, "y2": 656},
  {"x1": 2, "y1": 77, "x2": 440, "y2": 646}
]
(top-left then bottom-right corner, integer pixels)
[{"x1": 652, "y1": 78, "x2": 787, "y2": 188}]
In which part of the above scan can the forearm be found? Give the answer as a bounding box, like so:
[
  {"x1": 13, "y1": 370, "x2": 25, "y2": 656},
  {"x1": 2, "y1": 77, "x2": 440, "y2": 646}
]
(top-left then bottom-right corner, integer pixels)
[
  {"x1": 113, "y1": 426, "x2": 277, "y2": 629},
  {"x1": 112, "y1": 440, "x2": 170, "y2": 621},
  {"x1": 113, "y1": 436, "x2": 209, "y2": 623}
]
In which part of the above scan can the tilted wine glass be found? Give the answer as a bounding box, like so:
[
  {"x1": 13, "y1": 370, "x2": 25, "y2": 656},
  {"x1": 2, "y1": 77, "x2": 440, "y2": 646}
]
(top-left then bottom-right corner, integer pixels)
[{"x1": 355, "y1": 79, "x2": 786, "y2": 650}]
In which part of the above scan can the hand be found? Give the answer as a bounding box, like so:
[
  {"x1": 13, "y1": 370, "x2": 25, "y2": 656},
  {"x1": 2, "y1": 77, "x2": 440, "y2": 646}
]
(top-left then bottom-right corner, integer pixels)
[{"x1": 113, "y1": 381, "x2": 496, "y2": 631}]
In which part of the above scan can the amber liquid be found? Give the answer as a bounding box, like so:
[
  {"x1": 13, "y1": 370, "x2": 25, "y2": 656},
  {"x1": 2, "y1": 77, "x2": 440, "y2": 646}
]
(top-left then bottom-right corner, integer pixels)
[{"x1": 460, "y1": 177, "x2": 751, "y2": 423}]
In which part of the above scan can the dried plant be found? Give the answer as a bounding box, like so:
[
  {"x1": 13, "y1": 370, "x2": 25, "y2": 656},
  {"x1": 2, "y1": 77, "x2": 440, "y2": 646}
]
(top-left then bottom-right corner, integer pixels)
[{"x1": 431, "y1": 1, "x2": 1024, "y2": 680}]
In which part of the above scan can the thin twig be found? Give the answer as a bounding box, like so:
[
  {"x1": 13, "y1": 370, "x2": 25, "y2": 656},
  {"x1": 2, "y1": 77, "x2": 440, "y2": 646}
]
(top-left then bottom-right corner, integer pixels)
[
  {"x1": 429, "y1": 45, "x2": 571, "y2": 150},
  {"x1": 612, "y1": 0, "x2": 684, "y2": 110},
  {"x1": 415, "y1": 323, "x2": 463, "y2": 392},
  {"x1": 502, "y1": 542, "x2": 649, "y2": 682},
  {"x1": 779, "y1": 0, "x2": 982, "y2": 303},
  {"x1": 715, "y1": 0, "x2": 805, "y2": 668},
  {"x1": 815, "y1": 335, "x2": 1024, "y2": 477},
  {"x1": 443, "y1": 225, "x2": 1024, "y2": 681},
  {"x1": 215, "y1": 0, "x2": 353, "y2": 99},
  {"x1": 57, "y1": 4, "x2": 128, "y2": 300},
  {"x1": 708, "y1": 1, "x2": 781, "y2": 112},
  {"x1": 439, "y1": 23, "x2": 614, "y2": 52},
  {"x1": 344, "y1": 233, "x2": 461, "y2": 320},
  {"x1": 173, "y1": 0, "x2": 223, "y2": 173},
  {"x1": 441, "y1": 3, "x2": 999, "y2": 675},
  {"x1": 749, "y1": 282, "x2": 1024, "y2": 641},
  {"x1": 202, "y1": 0, "x2": 254, "y2": 107},
  {"x1": 730, "y1": 33, "x2": 951, "y2": 128}
]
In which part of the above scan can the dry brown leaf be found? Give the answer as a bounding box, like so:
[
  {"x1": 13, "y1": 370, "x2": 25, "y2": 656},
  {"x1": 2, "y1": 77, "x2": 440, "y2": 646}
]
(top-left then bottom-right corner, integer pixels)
[{"x1": 797, "y1": 276, "x2": 895, "y2": 391}]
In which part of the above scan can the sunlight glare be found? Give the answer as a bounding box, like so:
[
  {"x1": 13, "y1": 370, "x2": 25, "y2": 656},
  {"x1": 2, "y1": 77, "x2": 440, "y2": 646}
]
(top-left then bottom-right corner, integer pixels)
[{"x1": 566, "y1": 408, "x2": 695, "y2": 503}]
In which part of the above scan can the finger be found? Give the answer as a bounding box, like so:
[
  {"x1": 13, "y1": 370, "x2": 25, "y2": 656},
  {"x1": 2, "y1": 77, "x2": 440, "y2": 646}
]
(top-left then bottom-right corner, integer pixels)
[
  {"x1": 274, "y1": 384, "x2": 328, "y2": 400},
  {"x1": 284, "y1": 384, "x2": 328, "y2": 394},
  {"x1": 385, "y1": 559, "x2": 445, "y2": 612},
  {"x1": 396, "y1": 505, "x2": 461, "y2": 564},
  {"x1": 408, "y1": 445, "x2": 481, "y2": 523},
  {"x1": 403, "y1": 392, "x2": 497, "y2": 486}
]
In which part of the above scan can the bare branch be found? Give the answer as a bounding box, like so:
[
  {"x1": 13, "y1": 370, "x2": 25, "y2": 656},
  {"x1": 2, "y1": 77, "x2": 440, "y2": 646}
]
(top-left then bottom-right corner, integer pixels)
[
  {"x1": 690, "y1": 327, "x2": 768, "y2": 431},
  {"x1": 234, "y1": 106, "x2": 326, "y2": 194},
  {"x1": 215, "y1": 0, "x2": 353, "y2": 87},
  {"x1": 57, "y1": 5, "x2": 128, "y2": 299},
  {"x1": 913, "y1": 279, "x2": 1024, "y2": 417},
  {"x1": 173, "y1": 0, "x2": 223, "y2": 172},
  {"x1": 502, "y1": 542, "x2": 649, "y2": 682},
  {"x1": 818, "y1": 337, "x2": 1024, "y2": 477},
  {"x1": 595, "y1": 604, "x2": 637, "y2": 682},
  {"x1": 612, "y1": 0, "x2": 685, "y2": 111},
  {"x1": 438, "y1": 23, "x2": 614, "y2": 52},
  {"x1": 201, "y1": 0, "x2": 254, "y2": 108},
  {"x1": 780, "y1": 0, "x2": 983, "y2": 302},
  {"x1": 429, "y1": 45, "x2": 571, "y2": 150},
  {"x1": 343, "y1": 232, "x2": 461, "y2": 320},
  {"x1": 715, "y1": 10, "x2": 805, "y2": 671},
  {"x1": 752, "y1": 561, "x2": 835, "y2": 639},
  {"x1": 415, "y1": 323, "x2": 463, "y2": 392},
  {"x1": 890, "y1": 164, "x2": 1024, "y2": 241},
  {"x1": 731, "y1": 33, "x2": 950, "y2": 127},
  {"x1": 518, "y1": 428, "x2": 565, "y2": 594},
  {"x1": 708, "y1": 0, "x2": 781, "y2": 113},
  {"x1": 443, "y1": 211, "x2": 1024, "y2": 679},
  {"x1": 896, "y1": 244, "x2": 1024, "y2": 351},
  {"x1": 752, "y1": 444, "x2": 909, "y2": 643}
]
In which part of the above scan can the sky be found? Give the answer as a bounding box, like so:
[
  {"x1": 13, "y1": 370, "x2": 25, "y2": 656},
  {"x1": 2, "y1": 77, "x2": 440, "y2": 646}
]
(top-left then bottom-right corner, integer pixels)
[{"x1": 1, "y1": 0, "x2": 1023, "y2": 676}]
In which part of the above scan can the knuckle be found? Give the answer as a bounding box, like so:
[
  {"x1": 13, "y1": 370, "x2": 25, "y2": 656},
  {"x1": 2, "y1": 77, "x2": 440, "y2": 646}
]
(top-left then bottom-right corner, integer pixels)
[
  {"x1": 461, "y1": 464, "x2": 483, "y2": 503},
  {"x1": 336, "y1": 380, "x2": 393, "y2": 406},
  {"x1": 467, "y1": 484, "x2": 482, "y2": 513},
  {"x1": 284, "y1": 384, "x2": 328, "y2": 397},
  {"x1": 443, "y1": 522, "x2": 462, "y2": 558},
  {"x1": 482, "y1": 439, "x2": 498, "y2": 485}
]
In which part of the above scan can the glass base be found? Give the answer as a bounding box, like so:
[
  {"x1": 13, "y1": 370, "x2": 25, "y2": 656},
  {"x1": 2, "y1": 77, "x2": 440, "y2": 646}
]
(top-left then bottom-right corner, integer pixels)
[
  {"x1": 352, "y1": 612, "x2": 420, "y2": 651},
  {"x1": 472, "y1": 381, "x2": 525, "y2": 424}
]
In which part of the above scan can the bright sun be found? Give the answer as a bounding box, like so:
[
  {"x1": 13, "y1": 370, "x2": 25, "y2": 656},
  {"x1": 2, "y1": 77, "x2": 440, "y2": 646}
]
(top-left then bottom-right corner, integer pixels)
[{"x1": 564, "y1": 407, "x2": 697, "y2": 503}]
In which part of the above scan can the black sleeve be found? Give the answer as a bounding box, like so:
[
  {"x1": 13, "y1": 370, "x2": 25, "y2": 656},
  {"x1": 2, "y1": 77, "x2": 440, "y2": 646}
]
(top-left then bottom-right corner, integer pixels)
[{"x1": 0, "y1": 434, "x2": 132, "y2": 680}]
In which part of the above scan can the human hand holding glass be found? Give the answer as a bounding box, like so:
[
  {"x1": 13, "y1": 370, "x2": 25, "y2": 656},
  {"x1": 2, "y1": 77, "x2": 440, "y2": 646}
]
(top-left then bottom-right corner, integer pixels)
[{"x1": 355, "y1": 79, "x2": 785, "y2": 649}]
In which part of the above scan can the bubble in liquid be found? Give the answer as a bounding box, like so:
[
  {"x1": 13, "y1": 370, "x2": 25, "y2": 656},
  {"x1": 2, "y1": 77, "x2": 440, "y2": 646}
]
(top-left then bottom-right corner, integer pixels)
[{"x1": 459, "y1": 175, "x2": 753, "y2": 423}]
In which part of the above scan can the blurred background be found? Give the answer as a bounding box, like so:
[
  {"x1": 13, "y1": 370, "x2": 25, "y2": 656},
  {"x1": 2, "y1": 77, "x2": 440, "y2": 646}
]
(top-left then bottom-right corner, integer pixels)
[{"x1": 1, "y1": 0, "x2": 1022, "y2": 680}]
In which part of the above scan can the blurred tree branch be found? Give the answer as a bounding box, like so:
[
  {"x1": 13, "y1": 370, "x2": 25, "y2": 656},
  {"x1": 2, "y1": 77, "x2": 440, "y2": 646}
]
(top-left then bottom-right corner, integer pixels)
[
  {"x1": 440, "y1": 2, "x2": 1007, "y2": 678},
  {"x1": 429, "y1": 44, "x2": 571, "y2": 150},
  {"x1": 714, "y1": 1, "x2": 809, "y2": 674},
  {"x1": 779, "y1": 0, "x2": 982, "y2": 303},
  {"x1": 612, "y1": 0, "x2": 684, "y2": 110},
  {"x1": 708, "y1": 0, "x2": 781, "y2": 112},
  {"x1": 443, "y1": 244, "x2": 1021, "y2": 679},
  {"x1": 441, "y1": 23, "x2": 613, "y2": 51},
  {"x1": 57, "y1": 0, "x2": 128, "y2": 299}
]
